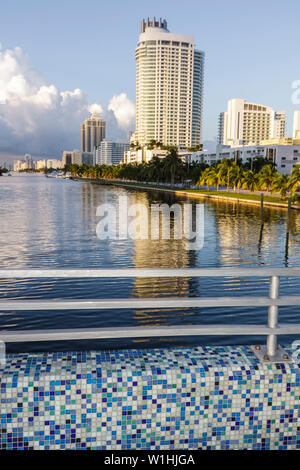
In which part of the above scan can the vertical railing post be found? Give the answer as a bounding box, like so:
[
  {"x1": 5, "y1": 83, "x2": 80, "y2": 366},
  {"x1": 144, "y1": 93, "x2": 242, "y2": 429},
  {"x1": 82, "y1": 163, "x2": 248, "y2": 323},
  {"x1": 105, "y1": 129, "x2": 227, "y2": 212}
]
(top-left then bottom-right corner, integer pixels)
[
  {"x1": 260, "y1": 193, "x2": 264, "y2": 222},
  {"x1": 266, "y1": 275, "x2": 280, "y2": 357}
]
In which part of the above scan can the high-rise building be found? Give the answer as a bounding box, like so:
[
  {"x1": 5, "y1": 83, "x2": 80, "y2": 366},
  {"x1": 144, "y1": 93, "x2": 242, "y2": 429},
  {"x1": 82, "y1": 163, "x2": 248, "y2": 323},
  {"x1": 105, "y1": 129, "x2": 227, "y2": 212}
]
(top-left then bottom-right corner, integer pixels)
[
  {"x1": 271, "y1": 111, "x2": 286, "y2": 140},
  {"x1": 81, "y1": 112, "x2": 106, "y2": 153},
  {"x1": 219, "y1": 99, "x2": 286, "y2": 147},
  {"x1": 24, "y1": 154, "x2": 34, "y2": 170},
  {"x1": 293, "y1": 111, "x2": 300, "y2": 139},
  {"x1": 218, "y1": 112, "x2": 228, "y2": 145},
  {"x1": 135, "y1": 17, "x2": 204, "y2": 148},
  {"x1": 95, "y1": 141, "x2": 130, "y2": 166},
  {"x1": 62, "y1": 151, "x2": 73, "y2": 167}
]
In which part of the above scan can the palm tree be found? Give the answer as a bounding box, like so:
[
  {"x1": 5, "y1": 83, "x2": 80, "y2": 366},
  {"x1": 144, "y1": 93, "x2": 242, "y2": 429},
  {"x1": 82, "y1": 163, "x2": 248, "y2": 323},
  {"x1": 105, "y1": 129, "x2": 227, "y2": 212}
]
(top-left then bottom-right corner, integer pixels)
[
  {"x1": 214, "y1": 163, "x2": 226, "y2": 191},
  {"x1": 218, "y1": 159, "x2": 235, "y2": 191},
  {"x1": 289, "y1": 166, "x2": 300, "y2": 200},
  {"x1": 189, "y1": 162, "x2": 208, "y2": 184},
  {"x1": 242, "y1": 170, "x2": 259, "y2": 192},
  {"x1": 199, "y1": 167, "x2": 216, "y2": 189},
  {"x1": 147, "y1": 139, "x2": 163, "y2": 150},
  {"x1": 271, "y1": 174, "x2": 291, "y2": 199},
  {"x1": 163, "y1": 148, "x2": 183, "y2": 186},
  {"x1": 148, "y1": 157, "x2": 163, "y2": 182},
  {"x1": 229, "y1": 165, "x2": 243, "y2": 192},
  {"x1": 258, "y1": 165, "x2": 277, "y2": 192},
  {"x1": 198, "y1": 167, "x2": 212, "y2": 189}
]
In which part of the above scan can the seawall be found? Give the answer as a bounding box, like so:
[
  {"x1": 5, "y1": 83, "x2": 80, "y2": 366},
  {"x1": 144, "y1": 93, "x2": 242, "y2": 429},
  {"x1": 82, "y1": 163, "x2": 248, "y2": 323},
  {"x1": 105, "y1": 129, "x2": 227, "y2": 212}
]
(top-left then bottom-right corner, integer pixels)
[{"x1": 89, "y1": 180, "x2": 300, "y2": 211}]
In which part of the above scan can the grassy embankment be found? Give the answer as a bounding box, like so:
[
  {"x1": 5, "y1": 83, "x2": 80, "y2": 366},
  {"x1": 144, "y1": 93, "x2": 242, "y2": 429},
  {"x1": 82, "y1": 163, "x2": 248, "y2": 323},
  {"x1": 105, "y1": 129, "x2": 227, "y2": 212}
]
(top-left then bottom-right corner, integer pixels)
[{"x1": 87, "y1": 178, "x2": 300, "y2": 207}]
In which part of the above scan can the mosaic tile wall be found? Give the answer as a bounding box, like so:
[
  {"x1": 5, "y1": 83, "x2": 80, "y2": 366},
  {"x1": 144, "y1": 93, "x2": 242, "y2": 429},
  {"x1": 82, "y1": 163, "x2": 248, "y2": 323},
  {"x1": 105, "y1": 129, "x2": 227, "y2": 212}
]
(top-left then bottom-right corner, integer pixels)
[{"x1": 0, "y1": 346, "x2": 300, "y2": 450}]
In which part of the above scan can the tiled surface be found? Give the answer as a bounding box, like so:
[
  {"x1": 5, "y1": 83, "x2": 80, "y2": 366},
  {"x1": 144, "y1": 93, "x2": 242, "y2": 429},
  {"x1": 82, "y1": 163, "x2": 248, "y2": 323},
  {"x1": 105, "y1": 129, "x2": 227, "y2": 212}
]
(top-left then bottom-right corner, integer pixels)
[{"x1": 0, "y1": 346, "x2": 300, "y2": 450}]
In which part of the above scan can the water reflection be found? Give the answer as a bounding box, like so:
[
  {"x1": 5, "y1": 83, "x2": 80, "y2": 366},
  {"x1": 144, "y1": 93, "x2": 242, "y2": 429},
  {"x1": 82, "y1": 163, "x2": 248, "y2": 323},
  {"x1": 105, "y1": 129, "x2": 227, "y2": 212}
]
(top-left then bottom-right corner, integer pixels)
[{"x1": 0, "y1": 175, "x2": 300, "y2": 352}]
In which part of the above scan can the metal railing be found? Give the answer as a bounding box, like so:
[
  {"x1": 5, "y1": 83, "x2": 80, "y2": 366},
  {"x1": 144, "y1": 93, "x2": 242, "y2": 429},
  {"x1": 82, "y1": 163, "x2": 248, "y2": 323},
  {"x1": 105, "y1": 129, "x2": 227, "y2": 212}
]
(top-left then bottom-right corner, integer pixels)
[{"x1": 0, "y1": 268, "x2": 300, "y2": 362}]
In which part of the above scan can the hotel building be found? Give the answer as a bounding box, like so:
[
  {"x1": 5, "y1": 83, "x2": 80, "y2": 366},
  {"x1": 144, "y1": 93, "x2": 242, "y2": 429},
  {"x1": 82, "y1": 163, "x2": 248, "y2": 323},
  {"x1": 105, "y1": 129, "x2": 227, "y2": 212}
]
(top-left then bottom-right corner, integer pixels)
[
  {"x1": 218, "y1": 99, "x2": 286, "y2": 147},
  {"x1": 81, "y1": 112, "x2": 106, "y2": 153},
  {"x1": 135, "y1": 17, "x2": 204, "y2": 149}
]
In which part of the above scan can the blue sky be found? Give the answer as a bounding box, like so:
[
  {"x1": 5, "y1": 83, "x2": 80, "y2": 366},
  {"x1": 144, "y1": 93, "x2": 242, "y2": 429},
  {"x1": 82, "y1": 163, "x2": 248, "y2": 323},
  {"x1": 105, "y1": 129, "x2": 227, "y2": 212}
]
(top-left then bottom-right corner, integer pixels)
[{"x1": 0, "y1": 0, "x2": 300, "y2": 156}]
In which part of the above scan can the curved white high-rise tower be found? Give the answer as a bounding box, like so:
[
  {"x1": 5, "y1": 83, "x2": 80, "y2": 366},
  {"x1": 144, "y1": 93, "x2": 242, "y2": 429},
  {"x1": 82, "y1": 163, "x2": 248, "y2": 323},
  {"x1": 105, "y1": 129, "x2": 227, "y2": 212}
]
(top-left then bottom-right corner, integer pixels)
[{"x1": 135, "y1": 17, "x2": 204, "y2": 148}]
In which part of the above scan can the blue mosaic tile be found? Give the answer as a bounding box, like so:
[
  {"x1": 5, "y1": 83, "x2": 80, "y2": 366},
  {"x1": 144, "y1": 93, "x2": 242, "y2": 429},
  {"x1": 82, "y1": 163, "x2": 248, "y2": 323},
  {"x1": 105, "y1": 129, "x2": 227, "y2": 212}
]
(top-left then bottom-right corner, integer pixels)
[{"x1": 0, "y1": 346, "x2": 300, "y2": 449}]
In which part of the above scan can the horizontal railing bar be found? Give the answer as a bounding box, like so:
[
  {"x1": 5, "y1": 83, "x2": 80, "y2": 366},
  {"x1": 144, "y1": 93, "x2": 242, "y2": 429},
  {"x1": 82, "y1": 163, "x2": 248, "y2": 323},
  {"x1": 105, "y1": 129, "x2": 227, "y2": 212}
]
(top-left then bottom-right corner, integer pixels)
[
  {"x1": 1, "y1": 268, "x2": 300, "y2": 278},
  {"x1": 1, "y1": 296, "x2": 300, "y2": 311},
  {"x1": 1, "y1": 324, "x2": 300, "y2": 342}
]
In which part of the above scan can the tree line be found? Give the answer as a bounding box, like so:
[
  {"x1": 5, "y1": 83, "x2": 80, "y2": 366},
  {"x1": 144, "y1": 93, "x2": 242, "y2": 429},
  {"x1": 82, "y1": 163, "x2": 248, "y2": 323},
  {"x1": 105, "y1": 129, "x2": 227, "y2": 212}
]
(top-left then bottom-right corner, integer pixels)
[
  {"x1": 0, "y1": 167, "x2": 8, "y2": 176},
  {"x1": 63, "y1": 150, "x2": 300, "y2": 201}
]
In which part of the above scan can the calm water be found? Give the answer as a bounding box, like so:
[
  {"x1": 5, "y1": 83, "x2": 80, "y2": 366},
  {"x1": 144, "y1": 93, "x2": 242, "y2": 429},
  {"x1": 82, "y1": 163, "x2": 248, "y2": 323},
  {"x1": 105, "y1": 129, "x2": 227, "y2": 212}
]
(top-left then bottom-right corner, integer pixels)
[{"x1": 1, "y1": 174, "x2": 300, "y2": 352}]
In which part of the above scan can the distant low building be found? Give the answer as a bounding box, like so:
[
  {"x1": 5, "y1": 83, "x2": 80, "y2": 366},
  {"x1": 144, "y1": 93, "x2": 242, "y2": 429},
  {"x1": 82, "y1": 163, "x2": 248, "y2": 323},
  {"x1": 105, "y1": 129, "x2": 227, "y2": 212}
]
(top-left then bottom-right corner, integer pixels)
[
  {"x1": 13, "y1": 157, "x2": 62, "y2": 171},
  {"x1": 13, "y1": 155, "x2": 34, "y2": 171},
  {"x1": 62, "y1": 151, "x2": 73, "y2": 167},
  {"x1": 191, "y1": 143, "x2": 300, "y2": 174},
  {"x1": 124, "y1": 146, "x2": 191, "y2": 164},
  {"x1": 35, "y1": 160, "x2": 46, "y2": 170},
  {"x1": 62, "y1": 150, "x2": 93, "y2": 166},
  {"x1": 13, "y1": 160, "x2": 24, "y2": 172},
  {"x1": 46, "y1": 159, "x2": 62, "y2": 169},
  {"x1": 144, "y1": 148, "x2": 169, "y2": 163},
  {"x1": 124, "y1": 149, "x2": 144, "y2": 164},
  {"x1": 71, "y1": 149, "x2": 83, "y2": 165},
  {"x1": 0, "y1": 161, "x2": 12, "y2": 171}
]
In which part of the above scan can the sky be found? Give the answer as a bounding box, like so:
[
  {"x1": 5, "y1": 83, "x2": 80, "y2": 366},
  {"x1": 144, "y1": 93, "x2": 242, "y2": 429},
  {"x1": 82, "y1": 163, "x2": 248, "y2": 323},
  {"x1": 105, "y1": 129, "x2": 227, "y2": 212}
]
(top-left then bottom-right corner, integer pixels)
[{"x1": 1, "y1": 0, "x2": 300, "y2": 161}]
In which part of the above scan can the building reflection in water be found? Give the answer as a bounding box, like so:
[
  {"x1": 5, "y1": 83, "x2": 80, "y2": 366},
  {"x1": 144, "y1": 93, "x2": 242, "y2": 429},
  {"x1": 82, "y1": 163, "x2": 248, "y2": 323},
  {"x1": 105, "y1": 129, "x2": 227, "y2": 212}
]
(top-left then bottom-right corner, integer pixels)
[
  {"x1": 126, "y1": 191, "x2": 195, "y2": 336},
  {"x1": 2, "y1": 177, "x2": 300, "y2": 352},
  {"x1": 80, "y1": 185, "x2": 300, "y2": 341}
]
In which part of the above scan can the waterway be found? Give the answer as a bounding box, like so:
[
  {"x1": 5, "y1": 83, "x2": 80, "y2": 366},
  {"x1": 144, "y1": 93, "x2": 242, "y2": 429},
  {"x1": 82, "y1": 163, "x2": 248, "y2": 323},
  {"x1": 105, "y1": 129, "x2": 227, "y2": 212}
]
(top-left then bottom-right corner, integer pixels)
[{"x1": 1, "y1": 174, "x2": 300, "y2": 352}]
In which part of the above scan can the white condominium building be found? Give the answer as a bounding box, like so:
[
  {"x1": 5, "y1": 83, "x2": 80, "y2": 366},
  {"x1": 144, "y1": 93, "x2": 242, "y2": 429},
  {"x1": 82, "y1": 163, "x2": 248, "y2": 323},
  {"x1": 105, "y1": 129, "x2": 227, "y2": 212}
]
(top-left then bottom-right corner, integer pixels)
[
  {"x1": 81, "y1": 112, "x2": 106, "y2": 153},
  {"x1": 46, "y1": 159, "x2": 62, "y2": 169},
  {"x1": 94, "y1": 141, "x2": 130, "y2": 166},
  {"x1": 191, "y1": 141, "x2": 300, "y2": 175},
  {"x1": 135, "y1": 17, "x2": 204, "y2": 148},
  {"x1": 271, "y1": 111, "x2": 286, "y2": 141},
  {"x1": 35, "y1": 160, "x2": 46, "y2": 170},
  {"x1": 13, "y1": 160, "x2": 24, "y2": 172},
  {"x1": 219, "y1": 99, "x2": 286, "y2": 147},
  {"x1": 13, "y1": 155, "x2": 34, "y2": 171}
]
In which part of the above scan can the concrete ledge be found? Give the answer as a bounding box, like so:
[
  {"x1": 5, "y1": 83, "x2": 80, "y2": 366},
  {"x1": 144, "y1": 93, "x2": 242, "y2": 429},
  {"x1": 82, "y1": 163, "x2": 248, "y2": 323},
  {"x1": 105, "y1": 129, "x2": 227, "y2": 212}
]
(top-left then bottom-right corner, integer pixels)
[
  {"x1": 0, "y1": 346, "x2": 299, "y2": 450},
  {"x1": 92, "y1": 180, "x2": 300, "y2": 211}
]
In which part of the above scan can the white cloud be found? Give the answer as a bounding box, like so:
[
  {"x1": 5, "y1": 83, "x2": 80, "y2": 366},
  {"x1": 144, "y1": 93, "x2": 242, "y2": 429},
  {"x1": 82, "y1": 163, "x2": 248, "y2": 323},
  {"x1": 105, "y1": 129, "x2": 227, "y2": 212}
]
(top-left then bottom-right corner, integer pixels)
[
  {"x1": 0, "y1": 46, "x2": 135, "y2": 157},
  {"x1": 108, "y1": 92, "x2": 135, "y2": 130},
  {"x1": 88, "y1": 103, "x2": 104, "y2": 115}
]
